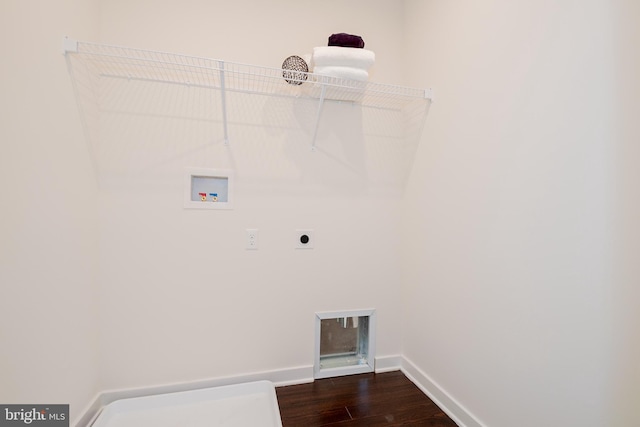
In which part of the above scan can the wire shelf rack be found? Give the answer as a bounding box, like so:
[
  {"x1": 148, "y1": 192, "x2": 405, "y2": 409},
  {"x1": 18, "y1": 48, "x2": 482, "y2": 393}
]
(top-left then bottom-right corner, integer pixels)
[{"x1": 63, "y1": 37, "x2": 432, "y2": 149}]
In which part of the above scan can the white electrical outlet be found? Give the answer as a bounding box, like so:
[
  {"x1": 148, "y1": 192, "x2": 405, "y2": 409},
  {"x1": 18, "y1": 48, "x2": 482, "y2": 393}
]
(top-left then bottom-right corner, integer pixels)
[
  {"x1": 295, "y1": 229, "x2": 314, "y2": 249},
  {"x1": 246, "y1": 229, "x2": 258, "y2": 250}
]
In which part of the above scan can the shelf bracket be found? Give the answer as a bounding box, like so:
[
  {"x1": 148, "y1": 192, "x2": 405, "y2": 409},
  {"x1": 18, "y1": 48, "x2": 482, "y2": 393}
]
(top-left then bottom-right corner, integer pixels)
[
  {"x1": 424, "y1": 88, "x2": 434, "y2": 102},
  {"x1": 310, "y1": 84, "x2": 327, "y2": 151},
  {"x1": 218, "y1": 60, "x2": 230, "y2": 146},
  {"x1": 62, "y1": 36, "x2": 78, "y2": 55}
]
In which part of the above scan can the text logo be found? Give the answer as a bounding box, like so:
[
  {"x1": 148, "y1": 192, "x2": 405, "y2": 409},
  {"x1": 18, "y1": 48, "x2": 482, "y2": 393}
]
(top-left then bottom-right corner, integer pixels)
[{"x1": 0, "y1": 405, "x2": 68, "y2": 427}]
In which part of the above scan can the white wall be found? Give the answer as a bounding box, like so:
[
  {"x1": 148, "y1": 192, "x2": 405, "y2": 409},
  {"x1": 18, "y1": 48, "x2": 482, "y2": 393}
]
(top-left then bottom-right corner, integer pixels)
[
  {"x1": 93, "y1": 0, "x2": 408, "y2": 390},
  {"x1": 0, "y1": 1, "x2": 101, "y2": 424},
  {"x1": 611, "y1": 1, "x2": 640, "y2": 426},
  {"x1": 401, "y1": 1, "x2": 618, "y2": 426}
]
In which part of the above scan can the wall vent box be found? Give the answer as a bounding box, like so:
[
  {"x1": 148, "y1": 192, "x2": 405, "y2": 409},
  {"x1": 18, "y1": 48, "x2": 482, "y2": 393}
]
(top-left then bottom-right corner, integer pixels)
[
  {"x1": 314, "y1": 309, "x2": 376, "y2": 379},
  {"x1": 184, "y1": 168, "x2": 234, "y2": 210}
]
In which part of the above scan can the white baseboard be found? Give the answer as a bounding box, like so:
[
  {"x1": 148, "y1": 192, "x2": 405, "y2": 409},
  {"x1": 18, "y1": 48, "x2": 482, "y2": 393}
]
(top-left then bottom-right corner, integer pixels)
[
  {"x1": 75, "y1": 358, "x2": 485, "y2": 427},
  {"x1": 74, "y1": 365, "x2": 314, "y2": 427},
  {"x1": 73, "y1": 393, "x2": 103, "y2": 427},
  {"x1": 400, "y1": 356, "x2": 486, "y2": 427},
  {"x1": 374, "y1": 354, "x2": 402, "y2": 373}
]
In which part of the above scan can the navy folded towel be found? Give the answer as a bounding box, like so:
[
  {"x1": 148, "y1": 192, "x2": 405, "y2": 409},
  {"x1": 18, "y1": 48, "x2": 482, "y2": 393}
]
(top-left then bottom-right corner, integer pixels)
[{"x1": 328, "y1": 33, "x2": 365, "y2": 49}]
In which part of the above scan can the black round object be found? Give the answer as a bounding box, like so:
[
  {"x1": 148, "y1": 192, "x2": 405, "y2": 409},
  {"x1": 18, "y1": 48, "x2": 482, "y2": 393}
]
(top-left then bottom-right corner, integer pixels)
[
  {"x1": 328, "y1": 33, "x2": 365, "y2": 48},
  {"x1": 282, "y1": 55, "x2": 308, "y2": 85},
  {"x1": 300, "y1": 234, "x2": 310, "y2": 244}
]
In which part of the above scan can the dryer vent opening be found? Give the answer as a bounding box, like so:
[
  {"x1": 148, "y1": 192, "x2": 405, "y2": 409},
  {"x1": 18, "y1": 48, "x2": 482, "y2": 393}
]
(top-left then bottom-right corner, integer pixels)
[{"x1": 314, "y1": 309, "x2": 376, "y2": 379}]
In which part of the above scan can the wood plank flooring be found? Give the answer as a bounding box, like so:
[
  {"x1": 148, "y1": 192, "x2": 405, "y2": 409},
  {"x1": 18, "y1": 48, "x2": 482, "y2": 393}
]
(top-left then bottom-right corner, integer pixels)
[{"x1": 276, "y1": 371, "x2": 458, "y2": 426}]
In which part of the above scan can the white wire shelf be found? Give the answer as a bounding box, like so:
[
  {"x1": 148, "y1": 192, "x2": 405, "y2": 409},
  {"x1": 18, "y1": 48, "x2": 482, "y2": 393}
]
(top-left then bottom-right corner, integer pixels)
[{"x1": 63, "y1": 37, "x2": 432, "y2": 149}]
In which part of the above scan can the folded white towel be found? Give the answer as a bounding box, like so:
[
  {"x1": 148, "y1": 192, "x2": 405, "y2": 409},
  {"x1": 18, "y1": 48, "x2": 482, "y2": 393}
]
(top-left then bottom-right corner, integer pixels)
[
  {"x1": 312, "y1": 46, "x2": 375, "y2": 70},
  {"x1": 313, "y1": 66, "x2": 369, "y2": 82}
]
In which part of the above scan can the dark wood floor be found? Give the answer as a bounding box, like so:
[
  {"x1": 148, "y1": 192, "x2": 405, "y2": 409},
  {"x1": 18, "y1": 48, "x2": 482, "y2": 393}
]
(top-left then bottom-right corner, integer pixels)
[{"x1": 276, "y1": 371, "x2": 458, "y2": 426}]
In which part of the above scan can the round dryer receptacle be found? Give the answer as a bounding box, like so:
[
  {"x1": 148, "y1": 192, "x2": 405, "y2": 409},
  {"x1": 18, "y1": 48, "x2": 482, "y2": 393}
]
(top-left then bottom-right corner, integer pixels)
[{"x1": 295, "y1": 229, "x2": 314, "y2": 249}]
